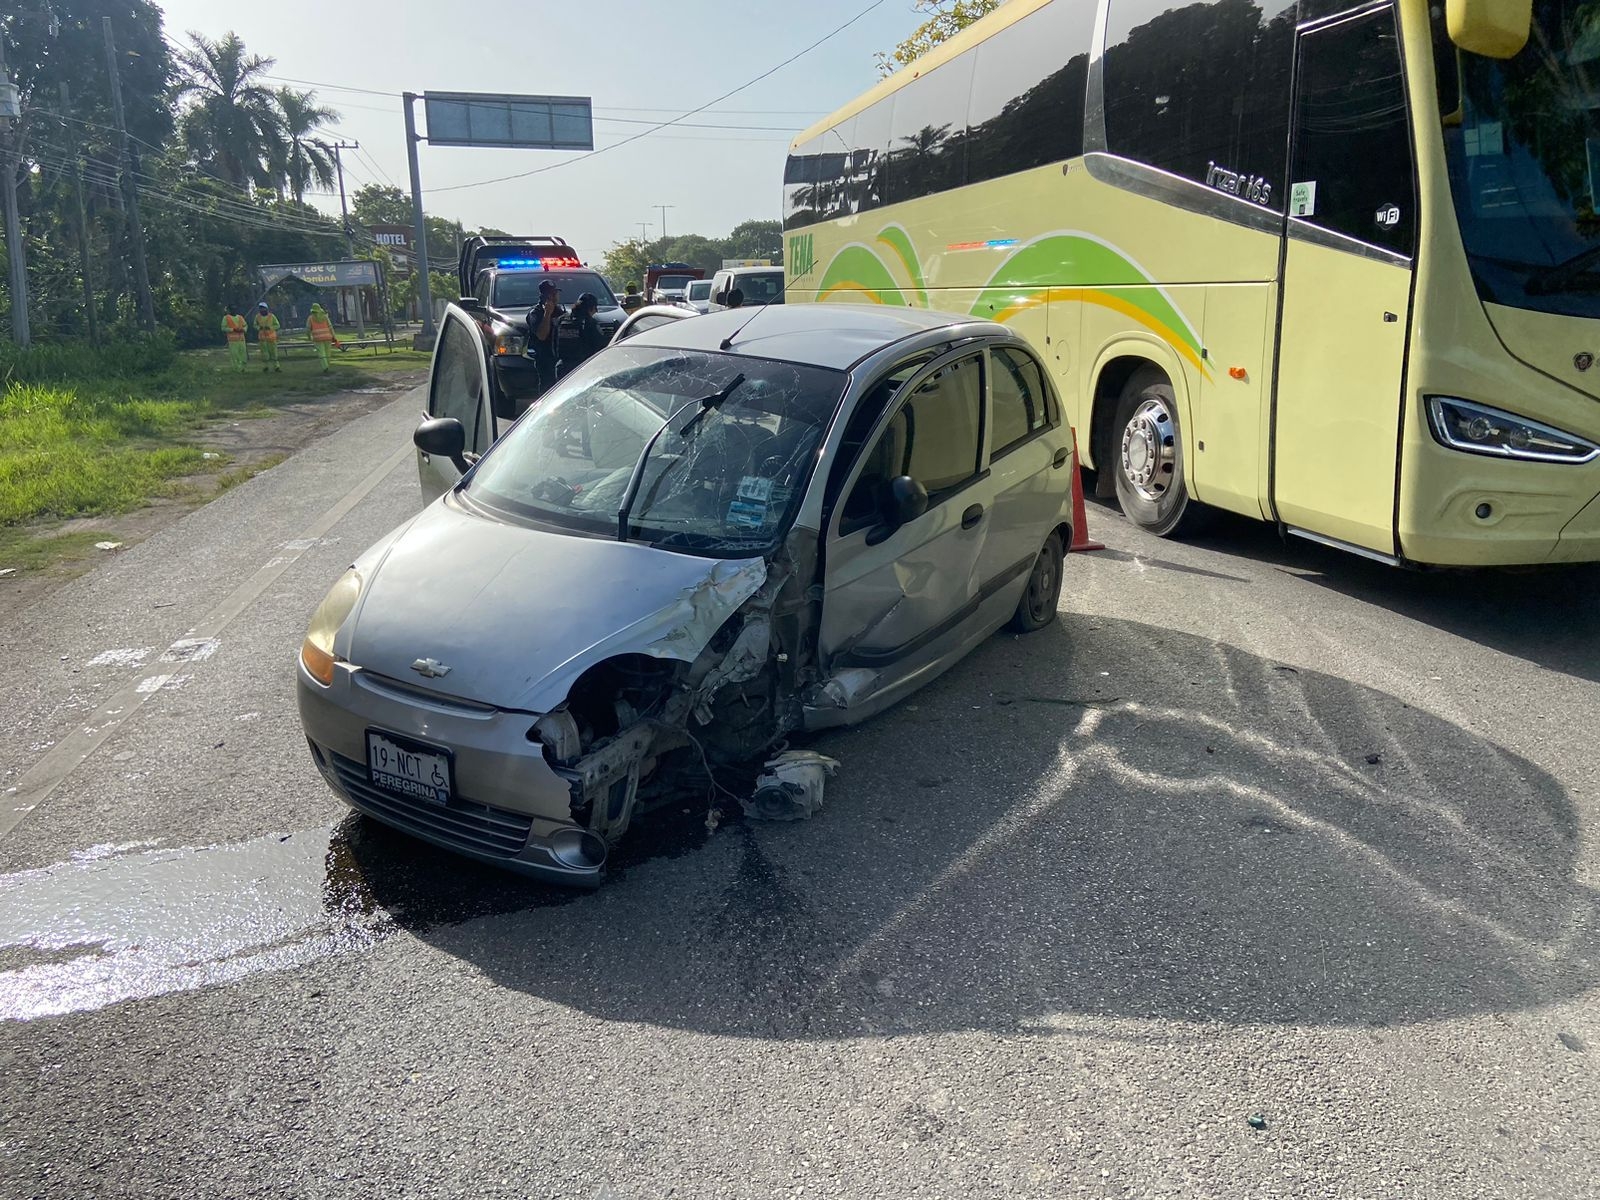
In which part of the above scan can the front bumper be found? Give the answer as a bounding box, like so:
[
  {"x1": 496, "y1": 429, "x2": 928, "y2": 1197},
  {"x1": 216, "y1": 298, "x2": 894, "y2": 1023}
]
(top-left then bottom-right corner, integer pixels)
[
  {"x1": 297, "y1": 657, "x2": 605, "y2": 887},
  {"x1": 491, "y1": 353, "x2": 545, "y2": 401}
]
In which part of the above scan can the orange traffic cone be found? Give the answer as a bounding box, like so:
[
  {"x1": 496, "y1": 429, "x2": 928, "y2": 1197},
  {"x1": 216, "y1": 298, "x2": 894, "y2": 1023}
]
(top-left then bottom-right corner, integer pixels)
[{"x1": 1068, "y1": 426, "x2": 1104, "y2": 553}]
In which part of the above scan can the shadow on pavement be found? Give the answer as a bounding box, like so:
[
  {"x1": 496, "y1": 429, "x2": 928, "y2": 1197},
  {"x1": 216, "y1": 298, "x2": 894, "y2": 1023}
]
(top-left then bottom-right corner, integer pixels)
[
  {"x1": 328, "y1": 615, "x2": 1598, "y2": 1039},
  {"x1": 1090, "y1": 499, "x2": 1600, "y2": 685}
]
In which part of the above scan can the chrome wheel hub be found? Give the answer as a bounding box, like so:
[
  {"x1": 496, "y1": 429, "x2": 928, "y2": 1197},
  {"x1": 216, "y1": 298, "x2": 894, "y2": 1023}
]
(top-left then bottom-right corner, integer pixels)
[{"x1": 1120, "y1": 398, "x2": 1176, "y2": 501}]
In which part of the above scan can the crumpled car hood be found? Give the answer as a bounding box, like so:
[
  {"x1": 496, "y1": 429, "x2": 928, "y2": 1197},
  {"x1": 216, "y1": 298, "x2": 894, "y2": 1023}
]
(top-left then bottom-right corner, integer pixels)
[{"x1": 344, "y1": 499, "x2": 766, "y2": 713}]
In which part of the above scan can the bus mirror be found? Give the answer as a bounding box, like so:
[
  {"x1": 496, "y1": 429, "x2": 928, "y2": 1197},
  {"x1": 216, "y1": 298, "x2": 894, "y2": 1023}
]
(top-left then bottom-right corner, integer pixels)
[{"x1": 1448, "y1": 0, "x2": 1531, "y2": 59}]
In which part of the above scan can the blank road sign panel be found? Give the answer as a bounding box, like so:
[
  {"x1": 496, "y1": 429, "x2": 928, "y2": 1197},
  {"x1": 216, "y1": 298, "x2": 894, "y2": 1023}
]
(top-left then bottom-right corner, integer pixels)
[{"x1": 424, "y1": 93, "x2": 593, "y2": 150}]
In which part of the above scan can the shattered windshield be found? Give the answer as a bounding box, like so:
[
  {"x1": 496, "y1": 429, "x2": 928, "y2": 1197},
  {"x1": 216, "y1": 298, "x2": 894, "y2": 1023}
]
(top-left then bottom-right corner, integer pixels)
[
  {"x1": 1441, "y1": 0, "x2": 1600, "y2": 316},
  {"x1": 464, "y1": 346, "x2": 846, "y2": 554}
]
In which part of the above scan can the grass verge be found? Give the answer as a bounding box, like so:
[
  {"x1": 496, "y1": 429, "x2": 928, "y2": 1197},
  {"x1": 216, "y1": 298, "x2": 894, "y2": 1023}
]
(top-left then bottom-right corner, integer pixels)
[{"x1": 0, "y1": 342, "x2": 429, "y2": 572}]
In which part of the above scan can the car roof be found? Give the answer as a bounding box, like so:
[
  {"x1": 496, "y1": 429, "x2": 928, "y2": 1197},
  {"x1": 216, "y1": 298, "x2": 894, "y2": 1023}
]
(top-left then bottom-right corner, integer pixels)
[
  {"x1": 717, "y1": 266, "x2": 781, "y2": 276},
  {"x1": 624, "y1": 304, "x2": 1005, "y2": 370}
]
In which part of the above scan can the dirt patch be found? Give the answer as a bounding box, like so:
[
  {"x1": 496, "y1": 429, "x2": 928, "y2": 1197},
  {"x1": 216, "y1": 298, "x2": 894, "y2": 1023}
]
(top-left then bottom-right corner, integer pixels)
[{"x1": 0, "y1": 372, "x2": 424, "y2": 614}]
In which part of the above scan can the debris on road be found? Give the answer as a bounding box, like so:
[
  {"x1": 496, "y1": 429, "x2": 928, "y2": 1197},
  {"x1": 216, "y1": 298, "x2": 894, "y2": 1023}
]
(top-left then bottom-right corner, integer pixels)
[
  {"x1": 742, "y1": 750, "x2": 840, "y2": 821},
  {"x1": 1247, "y1": 1113, "x2": 1268, "y2": 1131},
  {"x1": 0, "y1": 568, "x2": 15, "y2": 578},
  {"x1": 1365, "y1": 753, "x2": 1383, "y2": 765},
  {"x1": 94, "y1": 541, "x2": 123, "y2": 552}
]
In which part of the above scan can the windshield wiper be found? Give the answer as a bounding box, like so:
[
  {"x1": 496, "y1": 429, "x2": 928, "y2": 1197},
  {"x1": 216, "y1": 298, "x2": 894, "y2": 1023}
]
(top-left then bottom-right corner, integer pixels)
[
  {"x1": 1524, "y1": 244, "x2": 1600, "y2": 295},
  {"x1": 615, "y1": 373, "x2": 746, "y2": 542}
]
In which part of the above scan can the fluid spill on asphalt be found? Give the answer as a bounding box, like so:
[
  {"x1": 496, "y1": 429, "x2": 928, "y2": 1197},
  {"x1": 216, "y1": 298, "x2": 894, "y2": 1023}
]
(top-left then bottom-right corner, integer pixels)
[{"x1": 0, "y1": 805, "x2": 719, "y2": 1023}]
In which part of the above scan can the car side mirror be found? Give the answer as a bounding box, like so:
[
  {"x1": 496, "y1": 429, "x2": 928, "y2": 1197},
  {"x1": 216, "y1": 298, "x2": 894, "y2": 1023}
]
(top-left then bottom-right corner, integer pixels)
[
  {"x1": 865, "y1": 475, "x2": 929, "y2": 546},
  {"x1": 414, "y1": 416, "x2": 470, "y2": 473}
]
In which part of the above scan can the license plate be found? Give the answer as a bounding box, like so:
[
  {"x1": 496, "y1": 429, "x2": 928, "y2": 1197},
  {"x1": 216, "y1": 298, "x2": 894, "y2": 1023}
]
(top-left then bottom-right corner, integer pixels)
[{"x1": 366, "y1": 730, "x2": 453, "y2": 805}]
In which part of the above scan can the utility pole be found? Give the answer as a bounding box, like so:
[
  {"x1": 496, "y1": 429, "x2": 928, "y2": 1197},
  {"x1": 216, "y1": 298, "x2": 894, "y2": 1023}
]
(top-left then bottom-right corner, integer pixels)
[
  {"x1": 323, "y1": 139, "x2": 365, "y2": 336},
  {"x1": 0, "y1": 32, "x2": 29, "y2": 347},
  {"x1": 635, "y1": 221, "x2": 651, "y2": 243},
  {"x1": 60, "y1": 85, "x2": 99, "y2": 346},
  {"x1": 102, "y1": 17, "x2": 154, "y2": 333},
  {"x1": 655, "y1": 204, "x2": 675, "y2": 240},
  {"x1": 401, "y1": 92, "x2": 434, "y2": 348}
]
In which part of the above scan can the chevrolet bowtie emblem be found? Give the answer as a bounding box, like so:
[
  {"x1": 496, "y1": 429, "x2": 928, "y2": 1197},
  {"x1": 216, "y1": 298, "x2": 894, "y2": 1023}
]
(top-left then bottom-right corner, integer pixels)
[{"x1": 411, "y1": 658, "x2": 451, "y2": 678}]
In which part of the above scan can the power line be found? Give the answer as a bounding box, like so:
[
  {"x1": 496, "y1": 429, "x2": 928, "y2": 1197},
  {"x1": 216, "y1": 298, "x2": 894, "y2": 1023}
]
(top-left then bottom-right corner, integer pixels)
[{"x1": 429, "y1": 0, "x2": 887, "y2": 193}]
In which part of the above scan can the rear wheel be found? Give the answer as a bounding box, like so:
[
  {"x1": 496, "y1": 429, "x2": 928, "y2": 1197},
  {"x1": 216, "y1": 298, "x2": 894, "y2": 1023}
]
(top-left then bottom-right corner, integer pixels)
[
  {"x1": 1111, "y1": 368, "x2": 1210, "y2": 537},
  {"x1": 1009, "y1": 531, "x2": 1064, "y2": 633}
]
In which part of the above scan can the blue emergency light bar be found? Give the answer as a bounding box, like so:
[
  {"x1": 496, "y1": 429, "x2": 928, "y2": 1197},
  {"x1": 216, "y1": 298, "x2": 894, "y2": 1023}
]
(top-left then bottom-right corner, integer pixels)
[{"x1": 494, "y1": 256, "x2": 582, "y2": 269}]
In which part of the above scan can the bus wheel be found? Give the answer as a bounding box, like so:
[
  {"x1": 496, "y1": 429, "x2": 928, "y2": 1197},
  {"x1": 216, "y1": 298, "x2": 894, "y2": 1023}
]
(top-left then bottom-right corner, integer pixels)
[{"x1": 1112, "y1": 368, "x2": 1209, "y2": 537}]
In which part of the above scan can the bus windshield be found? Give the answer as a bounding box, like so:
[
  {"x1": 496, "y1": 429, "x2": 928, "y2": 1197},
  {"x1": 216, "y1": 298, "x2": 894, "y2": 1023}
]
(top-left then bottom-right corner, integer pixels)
[{"x1": 1443, "y1": 0, "x2": 1600, "y2": 317}]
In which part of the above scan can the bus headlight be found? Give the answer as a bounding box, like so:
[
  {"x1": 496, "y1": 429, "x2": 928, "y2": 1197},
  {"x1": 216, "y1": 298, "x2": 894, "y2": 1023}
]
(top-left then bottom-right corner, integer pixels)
[
  {"x1": 300, "y1": 569, "x2": 363, "y2": 686},
  {"x1": 1425, "y1": 397, "x2": 1599, "y2": 464}
]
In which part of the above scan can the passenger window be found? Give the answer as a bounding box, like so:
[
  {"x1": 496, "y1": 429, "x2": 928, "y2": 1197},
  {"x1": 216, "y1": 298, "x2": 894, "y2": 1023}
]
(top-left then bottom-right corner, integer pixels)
[
  {"x1": 882, "y1": 55, "x2": 974, "y2": 206},
  {"x1": 1103, "y1": 0, "x2": 1295, "y2": 210},
  {"x1": 842, "y1": 355, "x2": 984, "y2": 532},
  {"x1": 965, "y1": 1, "x2": 1094, "y2": 186},
  {"x1": 429, "y1": 317, "x2": 489, "y2": 453},
  {"x1": 846, "y1": 98, "x2": 894, "y2": 216},
  {"x1": 784, "y1": 135, "x2": 822, "y2": 230},
  {"x1": 824, "y1": 355, "x2": 934, "y2": 518},
  {"x1": 990, "y1": 348, "x2": 1052, "y2": 457},
  {"x1": 1289, "y1": 6, "x2": 1417, "y2": 256}
]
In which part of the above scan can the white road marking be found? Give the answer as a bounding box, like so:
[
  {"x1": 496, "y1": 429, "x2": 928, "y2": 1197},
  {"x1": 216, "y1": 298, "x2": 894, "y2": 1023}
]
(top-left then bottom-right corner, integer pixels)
[
  {"x1": 87, "y1": 647, "x2": 154, "y2": 668},
  {"x1": 159, "y1": 637, "x2": 220, "y2": 664},
  {"x1": 0, "y1": 440, "x2": 413, "y2": 842}
]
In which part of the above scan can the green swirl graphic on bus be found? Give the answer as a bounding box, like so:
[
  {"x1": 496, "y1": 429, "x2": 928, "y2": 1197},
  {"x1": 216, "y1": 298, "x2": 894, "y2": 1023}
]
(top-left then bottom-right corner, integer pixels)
[{"x1": 811, "y1": 229, "x2": 1206, "y2": 375}]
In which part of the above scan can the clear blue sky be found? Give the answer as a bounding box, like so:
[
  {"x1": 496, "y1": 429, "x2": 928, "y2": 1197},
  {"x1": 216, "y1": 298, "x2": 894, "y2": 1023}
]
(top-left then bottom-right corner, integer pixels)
[{"x1": 152, "y1": 1, "x2": 922, "y2": 263}]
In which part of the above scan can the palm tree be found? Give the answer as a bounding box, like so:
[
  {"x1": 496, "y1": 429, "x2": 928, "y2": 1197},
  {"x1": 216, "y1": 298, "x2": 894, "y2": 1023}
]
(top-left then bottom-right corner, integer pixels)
[
  {"x1": 275, "y1": 88, "x2": 340, "y2": 204},
  {"x1": 176, "y1": 31, "x2": 279, "y2": 191}
]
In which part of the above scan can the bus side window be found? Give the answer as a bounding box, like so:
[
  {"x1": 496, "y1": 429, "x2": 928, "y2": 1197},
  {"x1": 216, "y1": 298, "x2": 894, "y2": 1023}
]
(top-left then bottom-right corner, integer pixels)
[{"x1": 1103, "y1": 0, "x2": 1295, "y2": 209}]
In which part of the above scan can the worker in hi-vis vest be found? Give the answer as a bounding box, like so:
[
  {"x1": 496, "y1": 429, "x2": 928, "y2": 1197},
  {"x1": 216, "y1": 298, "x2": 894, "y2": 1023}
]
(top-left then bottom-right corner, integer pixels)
[
  {"x1": 254, "y1": 302, "x2": 281, "y2": 372},
  {"x1": 307, "y1": 302, "x2": 339, "y2": 372},
  {"x1": 221, "y1": 307, "x2": 248, "y2": 372}
]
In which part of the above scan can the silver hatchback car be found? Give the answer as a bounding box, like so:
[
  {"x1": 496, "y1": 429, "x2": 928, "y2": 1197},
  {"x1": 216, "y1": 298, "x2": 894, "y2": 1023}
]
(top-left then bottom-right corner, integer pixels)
[{"x1": 297, "y1": 305, "x2": 1077, "y2": 886}]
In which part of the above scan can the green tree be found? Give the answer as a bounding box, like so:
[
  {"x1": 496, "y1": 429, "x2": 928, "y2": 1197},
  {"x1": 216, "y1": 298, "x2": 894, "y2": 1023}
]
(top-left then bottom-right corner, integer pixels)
[
  {"x1": 274, "y1": 88, "x2": 339, "y2": 204},
  {"x1": 351, "y1": 183, "x2": 410, "y2": 227},
  {"x1": 877, "y1": 0, "x2": 1001, "y2": 75},
  {"x1": 724, "y1": 219, "x2": 784, "y2": 263},
  {"x1": 176, "y1": 31, "x2": 279, "y2": 190}
]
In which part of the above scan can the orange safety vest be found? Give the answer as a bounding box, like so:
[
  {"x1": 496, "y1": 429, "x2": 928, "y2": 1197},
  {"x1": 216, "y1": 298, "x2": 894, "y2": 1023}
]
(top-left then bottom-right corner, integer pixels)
[
  {"x1": 255, "y1": 313, "x2": 279, "y2": 342},
  {"x1": 222, "y1": 314, "x2": 246, "y2": 342},
  {"x1": 308, "y1": 316, "x2": 334, "y2": 343}
]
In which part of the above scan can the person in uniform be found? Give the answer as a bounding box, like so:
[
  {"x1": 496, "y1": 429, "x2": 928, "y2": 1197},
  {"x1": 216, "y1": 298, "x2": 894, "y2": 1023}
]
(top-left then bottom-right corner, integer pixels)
[
  {"x1": 254, "y1": 302, "x2": 281, "y2": 372},
  {"x1": 307, "y1": 302, "x2": 339, "y2": 372},
  {"x1": 557, "y1": 293, "x2": 606, "y2": 378},
  {"x1": 221, "y1": 307, "x2": 248, "y2": 372}
]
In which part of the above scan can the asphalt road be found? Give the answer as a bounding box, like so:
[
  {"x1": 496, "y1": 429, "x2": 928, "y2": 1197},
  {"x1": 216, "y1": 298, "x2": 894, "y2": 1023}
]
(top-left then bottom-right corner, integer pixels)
[{"x1": 2, "y1": 385, "x2": 1597, "y2": 1199}]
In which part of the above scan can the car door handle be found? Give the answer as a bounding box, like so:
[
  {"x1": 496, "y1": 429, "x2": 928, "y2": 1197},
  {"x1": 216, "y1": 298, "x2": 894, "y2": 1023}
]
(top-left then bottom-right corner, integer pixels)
[
  {"x1": 961, "y1": 503, "x2": 984, "y2": 530},
  {"x1": 1052, "y1": 446, "x2": 1070, "y2": 469}
]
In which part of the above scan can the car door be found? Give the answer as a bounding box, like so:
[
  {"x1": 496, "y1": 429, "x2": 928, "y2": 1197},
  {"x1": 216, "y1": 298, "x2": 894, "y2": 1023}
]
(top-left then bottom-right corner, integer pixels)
[
  {"x1": 418, "y1": 304, "x2": 494, "y2": 504},
  {"x1": 977, "y1": 345, "x2": 1069, "y2": 598},
  {"x1": 819, "y1": 349, "x2": 991, "y2": 693}
]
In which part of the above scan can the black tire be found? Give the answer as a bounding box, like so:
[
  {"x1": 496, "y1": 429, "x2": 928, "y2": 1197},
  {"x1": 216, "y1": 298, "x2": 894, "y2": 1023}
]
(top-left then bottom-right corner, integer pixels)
[
  {"x1": 1111, "y1": 368, "x2": 1211, "y2": 537},
  {"x1": 1009, "y1": 530, "x2": 1064, "y2": 633}
]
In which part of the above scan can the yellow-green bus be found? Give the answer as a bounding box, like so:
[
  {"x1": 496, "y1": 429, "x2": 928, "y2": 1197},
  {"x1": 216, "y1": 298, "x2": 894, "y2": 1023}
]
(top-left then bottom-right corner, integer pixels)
[{"x1": 782, "y1": 0, "x2": 1600, "y2": 566}]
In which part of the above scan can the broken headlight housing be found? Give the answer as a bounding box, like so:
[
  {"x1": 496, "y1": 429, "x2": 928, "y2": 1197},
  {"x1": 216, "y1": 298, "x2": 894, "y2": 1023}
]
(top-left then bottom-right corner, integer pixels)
[
  {"x1": 1426, "y1": 396, "x2": 1600, "y2": 464},
  {"x1": 300, "y1": 568, "x2": 363, "y2": 686}
]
